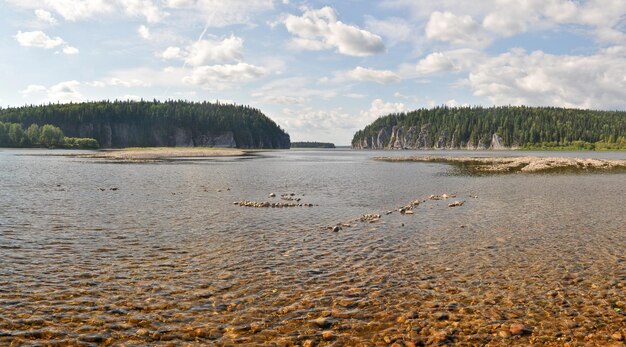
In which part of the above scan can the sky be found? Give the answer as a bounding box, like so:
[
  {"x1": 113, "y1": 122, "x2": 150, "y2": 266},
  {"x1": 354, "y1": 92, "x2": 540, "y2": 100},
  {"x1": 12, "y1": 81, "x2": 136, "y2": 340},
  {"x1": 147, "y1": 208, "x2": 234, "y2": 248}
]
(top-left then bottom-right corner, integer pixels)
[{"x1": 1, "y1": 0, "x2": 625, "y2": 144}]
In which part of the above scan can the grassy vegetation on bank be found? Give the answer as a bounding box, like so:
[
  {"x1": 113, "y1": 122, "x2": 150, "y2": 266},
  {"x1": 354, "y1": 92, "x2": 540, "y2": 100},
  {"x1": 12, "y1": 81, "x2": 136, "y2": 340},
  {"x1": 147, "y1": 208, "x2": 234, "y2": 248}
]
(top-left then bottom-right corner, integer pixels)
[
  {"x1": 520, "y1": 140, "x2": 626, "y2": 151},
  {"x1": 0, "y1": 121, "x2": 99, "y2": 149}
]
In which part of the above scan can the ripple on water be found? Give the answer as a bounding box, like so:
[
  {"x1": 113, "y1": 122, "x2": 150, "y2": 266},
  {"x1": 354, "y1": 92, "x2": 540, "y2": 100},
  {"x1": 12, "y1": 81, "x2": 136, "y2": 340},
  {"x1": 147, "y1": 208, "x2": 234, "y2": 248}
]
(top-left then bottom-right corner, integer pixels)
[{"x1": 1, "y1": 150, "x2": 625, "y2": 345}]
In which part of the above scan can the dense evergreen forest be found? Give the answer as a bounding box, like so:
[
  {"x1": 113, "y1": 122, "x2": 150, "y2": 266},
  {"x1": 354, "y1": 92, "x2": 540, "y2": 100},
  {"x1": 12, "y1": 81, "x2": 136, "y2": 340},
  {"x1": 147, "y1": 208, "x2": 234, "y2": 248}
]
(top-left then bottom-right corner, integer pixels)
[
  {"x1": 0, "y1": 121, "x2": 99, "y2": 149},
  {"x1": 352, "y1": 106, "x2": 626, "y2": 150},
  {"x1": 291, "y1": 141, "x2": 336, "y2": 148},
  {"x1": 0, "y1": 100, "x2": 290, "y2": 149}
]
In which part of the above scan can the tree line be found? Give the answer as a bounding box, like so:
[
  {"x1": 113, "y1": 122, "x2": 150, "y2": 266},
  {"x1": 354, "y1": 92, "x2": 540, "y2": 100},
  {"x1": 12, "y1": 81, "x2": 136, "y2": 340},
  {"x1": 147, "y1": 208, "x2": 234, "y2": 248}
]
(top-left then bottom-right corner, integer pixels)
[
  {"x1": 352, "y1": 105, "x2": 626, "y2": 150},
  {"x1": 0, "y1": 121, "x2": 99, "y2": 149},
  {"x1": 0, "y1": 100, "x2": 290, "y2": 149},
  {"x1": 291, "y1": 141, "x2": 336, "y2": 148}
]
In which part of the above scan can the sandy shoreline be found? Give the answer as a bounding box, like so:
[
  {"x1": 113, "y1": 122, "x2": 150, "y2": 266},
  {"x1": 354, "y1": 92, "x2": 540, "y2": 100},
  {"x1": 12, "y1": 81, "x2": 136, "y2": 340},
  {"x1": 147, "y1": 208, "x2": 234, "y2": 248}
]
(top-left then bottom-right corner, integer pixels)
[
  {"x1": 376, "y1": 155, "x2": 626, "y2": 173},
  {"x1": 76, "y1": 147, "x2": 249, "y2": 161}
]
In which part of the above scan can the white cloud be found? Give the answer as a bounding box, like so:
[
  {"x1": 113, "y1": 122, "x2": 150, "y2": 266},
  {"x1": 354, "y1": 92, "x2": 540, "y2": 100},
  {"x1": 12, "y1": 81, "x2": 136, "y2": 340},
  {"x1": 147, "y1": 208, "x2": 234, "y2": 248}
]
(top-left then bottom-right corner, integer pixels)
[
  {"x1": 468, "y1": 47, "x2": 626, "y2": 109},
  {"x1": 394, "y1": 92, "x2": 420, "y2": 103},
  {"x1": 160, "y1": 36, "x2": 244, "y2": 66},
  {"x1": 365, "y1": 16, "x2": 413, "y2": 44},
  {"x1": 15, "y1": 30, "x2": 64, "y2": 49},
  {"x1": 8, "y1": 0, "x2": 166, "y2": 23},
  {"x1": 62, "y1": 46, "x2": 79, "y2": 55},
  {"x1": 164, "y1": 0, "x2": 274, "y2": 27},
  {"x1": 482, "y1": 12, "x2": 528, "y2": 37},
  {"x1": 445, "y1": 99, "x2": 469, "y2": 107},
  {"x1": 274, "y1": 106, "x2": 356, "y2": 143},
  {"x1": 21, "y1": 80, "x2": 83, "y2": 103},
  {"x1": 340, "y1": 66, "x2": 401, "y2": 84},
  {"x1": 119, "y1": 94, "x2": 142, "y2": 101},
  {"x1": 289, "y1": 38, "x2": 331, "y2": 51},
  {"x1": 345, "y1": 93, "x2": 366, "y2": 99},
  {"x1": 88, "y1": 78, "x2": 150, "y2": 88},
  {"x1": 282, "y1": 107, "x2": 354, "y2": 130},
  {"x1": 496, "y1": 0, "x2": 626, "y2": 38},
  {"x1": 20, "y1": 84, "x2": 47, "y2": 96},
  {"x1": 282, "y1": 6, "x2": 385, "y2": 56},
  {"x1": 103, "y1": 67, "x2": 189, "y2": 88},
  {"x1": 416, "y1": 49, "x2": 485, "y2": 75},
  {"x1": 164, "y1": 0, "x2": 194, "y2": 7},
  {"x1": 425, "y1": 11, "x2": 489, "y2": 47},
  {"x1": 361, "y1": 99, "x2": 408, "y2": 121},
  {"x1": 185, "y1": 36, "x2": 243, "y2": 66},
  {"x1": 35, "y1": 9, "x2": 58, "y2": 25},
  {"x1": 261, "y1": 95, "x2": 306, "y2": 105},
  {"x1": 86, "y1": 81, "x2": 106, "y2": 88},
  {"x1": 47, "y1": 80, "x2": 82, "y2": 102},
  {"x1": 182, "y1": 63, "x2": 267, "y2": 88},
  {"x1": 109, "y1": 78, "x2": 150, "y2": 87},
  {"x1": 138, "y1": 25, "x2": 151, "y2": 40},
  {"x1": 387, "y1": 0, "x2": 626, "y2": 44},
  {"x1": 15, "y1": 30, "x2": 79, "y2": 55},
  {"x1": 120, "y1": 0, "x2": 168, "y2": 23},
  {"x1": 39, "y1": 0, "x2": 114, "y2": 21},
  {"x1": 595, "y1": 27, "x2": 626, "y2": 44},
  {"x1": 416, "y1": 52, "x2": 456, "y2": 74},
  {"x1": 380, "y1": 0, "x2": 494, "y2": 20},
  {"x1": 161, "y1": 46, "x2": 183, "y2": 60},
  {"x1": 253, "y1": 77, "x2": 339, "y2": 105}
]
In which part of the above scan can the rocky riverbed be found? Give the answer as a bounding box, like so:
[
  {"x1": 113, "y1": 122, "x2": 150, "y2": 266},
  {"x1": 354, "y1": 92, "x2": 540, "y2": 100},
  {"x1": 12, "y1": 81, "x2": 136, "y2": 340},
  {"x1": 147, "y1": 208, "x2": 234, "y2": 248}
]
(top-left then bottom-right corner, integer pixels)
[
  {"x1": 1, "y1": 149, "x2": 624, "y2": 346},
  {"x1": 376, "y1": 155, "x2": 626, "y2": 173}
]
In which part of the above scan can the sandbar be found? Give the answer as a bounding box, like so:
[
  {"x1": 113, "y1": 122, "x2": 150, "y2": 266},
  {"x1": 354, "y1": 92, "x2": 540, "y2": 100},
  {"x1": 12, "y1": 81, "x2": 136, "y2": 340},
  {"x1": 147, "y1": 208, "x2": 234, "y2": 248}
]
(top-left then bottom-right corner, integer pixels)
[
  {"x1": 77, "y1": 147, "x2": 249, "y2": 161},
  {"x1": 376, "y1": 155, "x2": 626, "y2": 173}
]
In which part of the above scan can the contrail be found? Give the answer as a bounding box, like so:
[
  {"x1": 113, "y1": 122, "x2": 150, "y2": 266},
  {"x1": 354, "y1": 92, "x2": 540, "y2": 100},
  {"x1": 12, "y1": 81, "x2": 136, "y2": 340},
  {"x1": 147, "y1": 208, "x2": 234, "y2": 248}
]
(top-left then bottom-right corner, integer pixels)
[
  {"x1": 164, "y1": 12, "x2": 214, "y2": 98},
  {"x1": 197, "y1": 21, "x2": 211, "y2": 41}
]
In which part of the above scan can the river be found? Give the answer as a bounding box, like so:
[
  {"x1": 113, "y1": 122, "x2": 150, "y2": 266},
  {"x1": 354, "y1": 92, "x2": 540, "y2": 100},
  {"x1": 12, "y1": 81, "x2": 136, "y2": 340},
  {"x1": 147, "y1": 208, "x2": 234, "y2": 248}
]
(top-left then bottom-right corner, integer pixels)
[{"x1": 1, "y1": 148, "x2": 625, "y2": 346}]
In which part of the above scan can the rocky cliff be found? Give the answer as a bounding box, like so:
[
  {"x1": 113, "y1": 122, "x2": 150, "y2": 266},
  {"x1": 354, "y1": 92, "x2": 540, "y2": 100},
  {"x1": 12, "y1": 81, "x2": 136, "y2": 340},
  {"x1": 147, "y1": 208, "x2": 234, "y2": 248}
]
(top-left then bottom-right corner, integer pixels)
[
  {"x1": 351, "y1": 105, "x2": 626, "y2": 150},
  {"x1": 60, "y1": 122, "x2": 239, "y2": 148},
  {"x1": 353, "y1": 124, "x2": 502, "y2": 150}
]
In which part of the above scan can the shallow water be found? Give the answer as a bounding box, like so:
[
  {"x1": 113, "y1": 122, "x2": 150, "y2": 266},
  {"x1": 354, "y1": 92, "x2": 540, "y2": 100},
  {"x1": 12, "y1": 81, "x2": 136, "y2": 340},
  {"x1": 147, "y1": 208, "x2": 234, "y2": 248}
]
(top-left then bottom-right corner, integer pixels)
[{"x1": 1, "y1": 148, "x2": 625, "y2": 346}]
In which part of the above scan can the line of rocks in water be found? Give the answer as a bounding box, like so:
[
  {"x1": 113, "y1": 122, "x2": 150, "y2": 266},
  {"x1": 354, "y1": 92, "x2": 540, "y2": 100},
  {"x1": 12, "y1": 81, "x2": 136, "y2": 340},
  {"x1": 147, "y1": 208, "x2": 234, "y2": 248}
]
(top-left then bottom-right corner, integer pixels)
[
  {"x1": 234, "y1": 200, "x2": 315, "y2": 208},
  {"x1": 236, "y1": 193, "x2": 314, "y2": 208},
  {"x1": 98, "y1": 187, "x2": 119, "y2": 191},
  {"x1": 327, "y1": 193, "x2": 471, "y2": 232}
]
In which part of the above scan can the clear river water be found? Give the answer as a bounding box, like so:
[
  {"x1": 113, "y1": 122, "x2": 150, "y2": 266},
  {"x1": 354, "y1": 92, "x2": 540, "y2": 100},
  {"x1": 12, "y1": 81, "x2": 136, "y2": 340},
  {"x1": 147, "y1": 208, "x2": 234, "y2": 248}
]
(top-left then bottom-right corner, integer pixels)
[{"x1": 0, "y1": 149, "x2": 625, "y2": 346}]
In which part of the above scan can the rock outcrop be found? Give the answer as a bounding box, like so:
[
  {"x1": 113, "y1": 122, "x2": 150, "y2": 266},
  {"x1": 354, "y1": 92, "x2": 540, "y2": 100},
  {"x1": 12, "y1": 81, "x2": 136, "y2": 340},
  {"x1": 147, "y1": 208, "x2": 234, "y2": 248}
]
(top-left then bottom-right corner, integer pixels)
[
  {"x1": 375, "y1": 155, "x2": 626, "y2": 173},
  {"x1": 66, "y1": 122, "x2": 240, "y2": 148},
  {"x1": 353, "y1": 124, "x2": 508, "y2": 150},
  {"x1": 490, "y1": 133, "x2": 506, "y2": 150},
  {"x1": 52, "y1": 120, "x2": 288, "y2": 148}
]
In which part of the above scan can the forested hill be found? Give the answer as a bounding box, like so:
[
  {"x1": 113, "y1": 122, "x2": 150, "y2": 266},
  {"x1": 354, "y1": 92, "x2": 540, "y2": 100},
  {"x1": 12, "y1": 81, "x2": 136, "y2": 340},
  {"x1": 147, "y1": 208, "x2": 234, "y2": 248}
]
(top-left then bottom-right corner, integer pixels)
[
  {"x1": 352, "y1": 106, "x2": 626, "y2": 150},
  {"x1": 0, "y1": 100, "x2": 290, "y2": 149}
]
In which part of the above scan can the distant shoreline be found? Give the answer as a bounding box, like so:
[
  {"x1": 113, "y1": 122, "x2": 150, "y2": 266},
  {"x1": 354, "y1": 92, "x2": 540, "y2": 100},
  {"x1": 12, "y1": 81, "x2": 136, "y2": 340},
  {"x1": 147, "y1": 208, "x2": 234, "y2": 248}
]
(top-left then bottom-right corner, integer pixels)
[{"x1": 291, "y1": 141, "x2": 336, "y2": 148}]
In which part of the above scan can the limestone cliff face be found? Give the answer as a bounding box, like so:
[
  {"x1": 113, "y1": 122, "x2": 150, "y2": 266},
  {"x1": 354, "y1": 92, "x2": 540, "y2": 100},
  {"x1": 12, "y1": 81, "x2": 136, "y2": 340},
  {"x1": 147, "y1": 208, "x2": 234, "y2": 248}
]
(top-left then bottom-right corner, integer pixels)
[
  {"x1": 489, "y1": 133, "x2": 506, "y2": 150},
  {"x1": 66, "y1": 122, "x2": 241, "y2": 148},
  {"x1": 353, "y1": 123, "x2": 508, "y2": 150}
]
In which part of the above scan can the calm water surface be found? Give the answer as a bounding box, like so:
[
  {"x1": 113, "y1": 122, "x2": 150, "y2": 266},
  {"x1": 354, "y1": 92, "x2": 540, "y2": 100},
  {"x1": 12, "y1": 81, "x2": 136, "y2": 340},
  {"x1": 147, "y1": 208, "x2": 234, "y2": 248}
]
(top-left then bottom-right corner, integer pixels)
[{"x1": 1, "y1": 149, "x2": 625, "y2": 346}]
